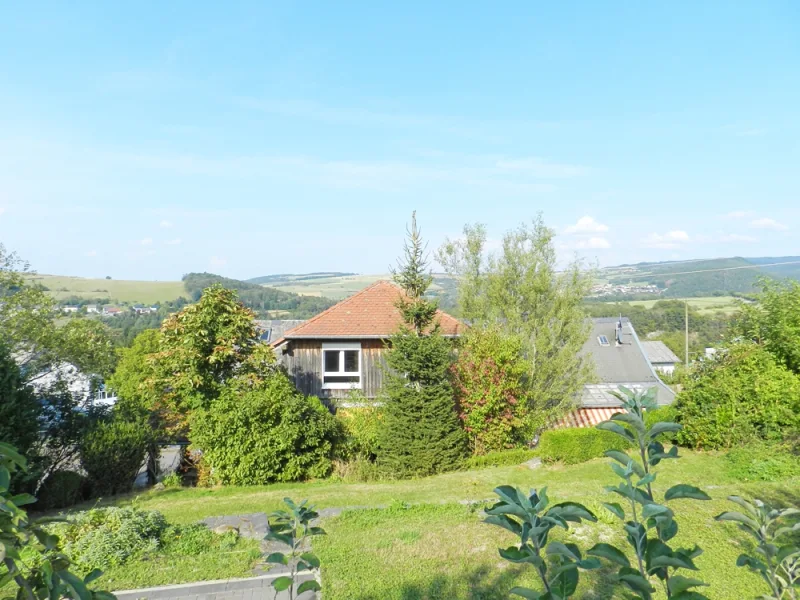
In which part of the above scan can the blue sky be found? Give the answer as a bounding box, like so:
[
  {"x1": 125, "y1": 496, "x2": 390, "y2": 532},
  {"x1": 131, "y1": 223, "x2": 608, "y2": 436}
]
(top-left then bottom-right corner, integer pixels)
[{"x1": 1, "y1": 2, "x2": 798, "y2": 280}]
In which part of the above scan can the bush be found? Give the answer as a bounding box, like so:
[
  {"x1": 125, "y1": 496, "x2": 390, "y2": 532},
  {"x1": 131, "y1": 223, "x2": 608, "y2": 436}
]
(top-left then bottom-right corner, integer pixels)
[
  {"x1": 52, "y1": 506, "x2": 168, "y2": 571},
  {"x1": 35, "y1": 470, "x2": 88, "y2": 510},
  {"x1": 675, "y1": 343, "x2": 800, "y2": 449},
  {"x1": 337, "y1": 403, "x2": 383, "y2": 460},
  {"x1": 464, "y1": 448, "x2": 537, "y2": 469},
  {"x1": 331, "y1": 456, "x2": 386, "y2": 482},
  {"x1": 80, "y1": 418, "x2": 151, "y2": 496},
  {"x1": 536, "y1": 427, "x2": 631, "y2": 465},
  {"x1": 724, "y1": 443, "x2": 800, "y2": 482},
  {"x1": 189, "y1": 372, "x2": 342, "y2": 485},
  {"x1": 160, "y1": 472, "x2": 182, "y2": 488},
  {"x1": 161, "y1": 523, "x2": 238, "y2": 555}
]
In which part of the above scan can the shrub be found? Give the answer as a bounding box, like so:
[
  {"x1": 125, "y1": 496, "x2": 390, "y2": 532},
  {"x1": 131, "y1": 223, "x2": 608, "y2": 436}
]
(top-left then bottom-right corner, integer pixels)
[
  {"x1": 450, "y1": 326, "x2": 529, "y2": 454},
  {"x1": 0, "y1": 346, "x2": 42, "y2": 462},
  {"x1": 189, "y1": 372, "x2": 342, "y2": 485},
  {"x1": 337, "y1": 403, "x2": 383, "y2": 460},
  {"x1": 331, "y1": 456, "x2": 385, "y2": 483},
  {"x1": 161, "y1": 523, "x2": 237, "y2": 555},
  {"x1": 52, "y1": 506, "x2": 168, "y2": 571},
  {"x1": 160, "y1": 472, "x2": 182, "y2": 488},
  {"x1": 35, "y1": 470, "x2": 88, "y2": 510},
  {"x1": 724, "y1": 443, "x2": 800, "y2": 482},
  {"x1": 675, "y1": 343, "x2": 800, "y2": 449},
  {"x1": 536, "y1": 427, "x2": 630, "y2": 465},
  {"x1": 80, "y1": 418, "x2": 150, "y2": 496},
  {"x1": 464, "y1": 448, "x2": 537, "y2": 469}
]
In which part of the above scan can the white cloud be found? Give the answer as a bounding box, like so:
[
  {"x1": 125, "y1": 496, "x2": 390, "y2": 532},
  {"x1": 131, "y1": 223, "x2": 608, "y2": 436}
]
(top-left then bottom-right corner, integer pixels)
[
  {"x1": 85, "y1": 249, "x2": 97, "y2": 257},
  {"x1": 165, "y1": 238, "x2": 182, "y2": 246},
  {"x1": 750, "y1": 217, "x2": 788, "y2": 231},
  {"x1": 209, "y1": 256, "x2": 227, "y2": 269},
  {"x1": 720, "y1": 233, "x2": 758, "y2": 243},
  {"x1": 563, "y1": 216, "x2": 609, "y2": 235},
  {"x1": 159, "y1": 219, "x2": 173, "y2": 229},
  {"x1": 642, "y1": 230, "x2": 690, "y2": 249},
  {"x1": 140, "y1": 237, "x2": 153, "y2": 246},
  {"x1": 575, "y1": 237, "x2": 611, "y2": 249},
  {"x1": 725, "y1": 210, "x2": 754, "y2": 219}
]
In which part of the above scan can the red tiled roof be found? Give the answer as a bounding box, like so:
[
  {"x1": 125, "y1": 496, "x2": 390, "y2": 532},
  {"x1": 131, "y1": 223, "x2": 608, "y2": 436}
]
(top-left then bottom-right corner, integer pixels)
[
  {"x1": 556, "y1": 407, "x2": 623, "y2": 428},
  {"x1": 273, "y1": 280, "x2": 464, "y2": 344}
]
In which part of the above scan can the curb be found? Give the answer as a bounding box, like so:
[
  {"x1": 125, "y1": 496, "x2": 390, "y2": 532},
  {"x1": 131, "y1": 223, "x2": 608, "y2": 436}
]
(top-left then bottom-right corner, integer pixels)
[{"x1": 114, "y1": 571, "x2": 313, "y2": 600}]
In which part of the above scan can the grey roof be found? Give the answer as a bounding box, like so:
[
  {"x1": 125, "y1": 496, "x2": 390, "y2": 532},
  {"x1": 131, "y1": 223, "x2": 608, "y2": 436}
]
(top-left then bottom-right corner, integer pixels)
[
  {"x1": 641, "y1": 341, "x2": 681, "y2": 365},
  {"x1": 255, "y1": 320, "x2": 306, "y2": 344},
  {"x1": 580, "y1": 318, "x2": 675, "y2": 407}
]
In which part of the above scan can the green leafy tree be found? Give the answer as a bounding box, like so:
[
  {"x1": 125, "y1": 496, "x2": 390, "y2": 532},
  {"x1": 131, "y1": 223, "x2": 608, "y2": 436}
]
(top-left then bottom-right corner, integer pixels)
[
  {"x1": 438, "y1": 217, "x2": 593, "y2": 433},
  {"x1": 154, "y1": 284, "x2": 259, "y2": 423},
  {"x1": 377, "y1": 213, "x2": 467, "y2": 477},
  {"x1": 0, "y1": 346, "x2": 41, "y2": 462},
  {"x1": 587, "y1": 386, "x2": 712, "y2": 600},
  {"x1": 80, "y1": 419, "x2": 151, "y2": 497},
  {"x1": 716, "y1": 496, "x2": 799, "y2": 599},
  {"x1": 263, "y1": 498, "x2": 325, "y2": 600},
  {"x1": 450, "y1": 325, "x2": 529, "y2": 454},
  {"x1": 485, "y1": 486, "x2": 600, "y2": 599},
  {"x1": 733, "y1": 278, "x2": 800, "y2": 374},
  {"x1": 674, "y1": 343, "x2": 800, "y2": 449},
  {"x1": 0, "y1": 442, "x2": 117, "y2": 600}
]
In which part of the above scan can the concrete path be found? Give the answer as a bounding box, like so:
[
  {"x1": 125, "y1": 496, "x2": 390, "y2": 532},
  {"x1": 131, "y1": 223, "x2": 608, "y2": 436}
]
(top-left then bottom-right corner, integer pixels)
[{"x1": 114, "y1": 572, "x2": 317, "y2": 600}]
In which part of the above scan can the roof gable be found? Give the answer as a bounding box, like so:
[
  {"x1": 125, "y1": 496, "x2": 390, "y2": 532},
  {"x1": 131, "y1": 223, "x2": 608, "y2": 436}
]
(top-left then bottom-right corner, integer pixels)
[
  {"x1": 273, "y1": 280, "x2": 463, "y2": 343},
  {"x1": 641, "y1": 341, "x2": 682, "y2": 364}
]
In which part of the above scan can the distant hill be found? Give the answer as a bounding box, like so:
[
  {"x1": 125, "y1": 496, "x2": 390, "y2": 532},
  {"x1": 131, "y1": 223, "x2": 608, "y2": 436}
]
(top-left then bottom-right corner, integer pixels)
[
  {"x1": 602, "y1": 256, "x2": 800, "y2": 297},
  {"x1": 182, "y1": 273, "x2": 336, "y2": 318},
  {"x1": 247, "y1": 272, "x2": 357, "y2": 285}
]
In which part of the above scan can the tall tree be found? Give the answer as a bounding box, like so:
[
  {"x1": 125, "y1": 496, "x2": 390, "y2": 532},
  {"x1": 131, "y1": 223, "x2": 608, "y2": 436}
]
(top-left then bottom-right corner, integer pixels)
[
  {"x1": 438, "y1": 216, "x2": 594, "y2": 433},
  {"x1": 377, "y1": 212, "x2": 467, "y2": 477}
]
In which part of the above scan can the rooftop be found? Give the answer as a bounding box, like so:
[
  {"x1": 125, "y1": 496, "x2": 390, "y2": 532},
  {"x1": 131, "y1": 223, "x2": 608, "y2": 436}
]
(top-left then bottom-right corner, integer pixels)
[{"x1": 641, "y1": 340, "x2": 682, "y2": 365}]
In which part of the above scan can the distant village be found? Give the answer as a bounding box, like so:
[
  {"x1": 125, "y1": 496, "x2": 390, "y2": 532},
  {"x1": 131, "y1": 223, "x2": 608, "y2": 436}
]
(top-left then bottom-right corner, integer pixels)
[
  {"x1": 590, "y1": 282, "x2": 662, "y2": 297},
  {"x1": 61, "y1": 304, "x2": 159, "y2": 316}
]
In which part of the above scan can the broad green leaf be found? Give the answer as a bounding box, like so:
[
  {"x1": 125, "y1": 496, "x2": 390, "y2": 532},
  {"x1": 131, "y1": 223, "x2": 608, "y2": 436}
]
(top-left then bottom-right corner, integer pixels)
[
  {"x1": 297, "y1": 580, "x2": 321, "y2": 594},
  {"x1": 549, "y1": 565, "x2": 578, "y2": 598},
  {"x1": 500, "y1": 546, "x2": 543, "y2": 567},
  {"x1": 665, "y1": 485, "x2": 711, "y2": 501},
  {"x1": 509, "y1": 587, "x2": 543, "y2": 599},
  {"x1": 59, "y1": 570, "x2": 92, "y2": 600},
  {"x1": 650, "y1": 554, "x2": 698, "y2": 571},
  {"x1": 668, "y1": 575, "x2": 708, "y2": 595},
  {"x1": 0, "y1": 466, "x2": 9, "y2": 492},
  {"x1": 603, "y1": 502, "x2": 625, "y2": 520},
  {"x1": 604, "y1": 450, "x2": 645, "y2": 477},
  {"x1": 577, "y1": 557, "x2": 602, "y2": 570},
  {"x1": 670, "y1": 592, "x2": 710, "y2": 600},
  {"x1": 647, "y1": 422, "x2": 682, "y2": 441},
  {"x1": 596, "y1": 421, "x2": 635, "y2": 442},
  {"x1": 611, "y1": 412, "x2": 646, "y2": 436},
  {"x1": 547, "y1": 502, "x2": 597, "y2": 523},
  {"x1": 715, "y1": 511, "x2": 759, "y2": 531},
  {"x1": 300, "y1": 552, "x2": 320, "y2": 569},
  {"x1": 9, "y1": 494, "x2": 36, "y2": 507},
  {"x1": 546, "y1": 542, "x2": 578, "y2": 561},
  {"x1": 0, "y1": 443, "x2": 27, "y2": 468},
  {"x1": 264, "y1": 552, "x2": 288, "y2": 565},
  {"x1": 271, "y1": 576, "x2": 293, "y2": 592},
  {"x1": 82, "y1": 569, "x2": 103, "y2": 585},
  {"x1": 587, "y1": 543, "x2": 631, "y2": 568},
  {"x1": 485, "y1": 514, "x2": 523, "y2": 536},
  {"x1": 617, "y1": 569, "x2": 655, "y2": 596},
  {"x1": 736, "y1": 554, "x2": 767, "y2": 574},
  {"x1": 641, "y1": 504, "x2": 671, "y2": 519}
]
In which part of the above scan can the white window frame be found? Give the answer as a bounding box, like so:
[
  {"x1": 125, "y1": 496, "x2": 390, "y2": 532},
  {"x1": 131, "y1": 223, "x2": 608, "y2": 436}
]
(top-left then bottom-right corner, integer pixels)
[{"x1": 322, "y1": 342, "x2": 362, "y2": 390}]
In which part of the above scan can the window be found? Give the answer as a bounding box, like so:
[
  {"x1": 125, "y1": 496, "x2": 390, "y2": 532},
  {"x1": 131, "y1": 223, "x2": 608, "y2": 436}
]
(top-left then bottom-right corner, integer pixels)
[
  {"x1": 322, "y1": 342, "x2": 361, "y2": 389},
  {"x1": 597, "y1": 335, "x2": 609, "y2": 346}
]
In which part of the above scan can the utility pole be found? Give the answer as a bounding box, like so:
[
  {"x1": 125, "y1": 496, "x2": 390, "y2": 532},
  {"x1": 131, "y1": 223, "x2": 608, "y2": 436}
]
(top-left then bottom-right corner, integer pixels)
[{"x1": 684, "y1": 300, "x2": 689, "y2": 367}]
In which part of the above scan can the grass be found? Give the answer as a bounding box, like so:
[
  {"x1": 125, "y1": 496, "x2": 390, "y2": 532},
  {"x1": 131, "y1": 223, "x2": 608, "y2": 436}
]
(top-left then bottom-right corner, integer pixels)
[
  {"x1": 66, "y1": 451, "x2": 799, "y2": 597},
  {"x1": 26, "y1": 274, "x2": 187, "y2": 304},
  {"x1": 626, "y1": 296, "x2": 741, "y2": 315}
]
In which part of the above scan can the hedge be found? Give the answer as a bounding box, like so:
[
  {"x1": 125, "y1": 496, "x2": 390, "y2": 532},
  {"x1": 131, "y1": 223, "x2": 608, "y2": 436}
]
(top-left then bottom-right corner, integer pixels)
[
  {"x1": 464, "y1": 448, "x2": 538, "y2": 469},
  {"x1": 537, "y1": 427, "x2": 631, "y2": 465}
]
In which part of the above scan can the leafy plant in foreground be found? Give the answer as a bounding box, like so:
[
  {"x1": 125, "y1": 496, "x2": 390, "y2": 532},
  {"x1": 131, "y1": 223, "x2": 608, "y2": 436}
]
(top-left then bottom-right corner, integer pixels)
[
  {"x1": 484, "y1": 485, "x2": 600, "y2": 599},
  {"x1": 0, "y1": 442, "x2": 116, "y2": 600},
  {"x1": 588, "y1": 386, "x2": 712, "y2": 599},
  {"x1": 263, "y1": 498, "x2": 325, "y2": 599},
  {"x1": 716, "y1": 496, "x2": 800, "y2": 599}
]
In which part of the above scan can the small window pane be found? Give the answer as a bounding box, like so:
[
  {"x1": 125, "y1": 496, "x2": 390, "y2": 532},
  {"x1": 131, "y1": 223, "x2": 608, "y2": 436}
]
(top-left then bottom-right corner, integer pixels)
[
  {"x1": 323, "y1": 375, "x2": 360, "y2": 384},
  {"x1": 324, "y1": 350, "x2": 340, "y2": 373},
  {"x1": 343, "y1": 350, "x2": 359, "y2": 373}
]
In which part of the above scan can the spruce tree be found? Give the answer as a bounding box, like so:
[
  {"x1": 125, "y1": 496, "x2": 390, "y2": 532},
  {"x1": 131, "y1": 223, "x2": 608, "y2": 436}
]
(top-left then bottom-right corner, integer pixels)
[{"x1": 377, "y1": 212, "x2": 467, "y2": 477}]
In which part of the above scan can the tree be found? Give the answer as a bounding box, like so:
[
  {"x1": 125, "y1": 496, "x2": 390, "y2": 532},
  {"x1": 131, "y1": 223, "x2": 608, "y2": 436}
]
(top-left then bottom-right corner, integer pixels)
[
  {"x1": 153, "y1": 284, "x2": 259, "y2": 426},
  {"x1": 377, "y1": 213, "x2": 467, "y2": 477},
  {"x1": 0, "y1": 345, "x2": 41, "y2": 462},
  {"x1": 438, "y1": 216, "x2": 593, "y2": 433},
  {"x1": 733, "y1": 278, "x2": 800, "y2": 374}
]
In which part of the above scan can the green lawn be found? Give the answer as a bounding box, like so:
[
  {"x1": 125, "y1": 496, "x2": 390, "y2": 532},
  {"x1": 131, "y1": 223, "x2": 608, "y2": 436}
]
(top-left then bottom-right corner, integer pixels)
[
  {"x1": 26, "y1": 274, "x2": 186, "y2": 304},
  {"x1": 626, "y1": 296, "x2": 741, "y2": 315},
  {"x1": 95, "y1": 451, "x2": 799, "y2": 598}
]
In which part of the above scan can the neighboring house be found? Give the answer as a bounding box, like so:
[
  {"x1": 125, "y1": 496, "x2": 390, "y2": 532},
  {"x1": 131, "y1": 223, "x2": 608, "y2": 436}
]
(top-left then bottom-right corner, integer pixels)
[
  {"x1": 102, "y1": 306, "x2": 123, "y2": 316},
  {"x1": 62, "y1": 306, "x2": 79, "y2": 313},
  {"x1": 26, "y1": 362, "x2": 117, "y2": 407},
  {"x1": 561, "y1": 317, "x2": 675, "y2": 427},
  {"x1": 641, "y1": 341, "x2": 682, "y2": 374},
  {"x1": 255, "y1": 319, "x2": 307, "y2": 345},
  {"x1": 86, "y1": 304, "x2": 99, "y2": 314},
  {"x1": 132, "y1": 305, "x2": 159, "y2": 314},
  {"x1": 270, "y1": 281, "x2": 464, "y2": 400}
]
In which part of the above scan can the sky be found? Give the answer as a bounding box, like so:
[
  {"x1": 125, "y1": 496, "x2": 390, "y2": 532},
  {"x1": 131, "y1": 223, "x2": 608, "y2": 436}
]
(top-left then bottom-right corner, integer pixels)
[{"x1": 1, "y1": 2, "x2": 798, "y2": 281}]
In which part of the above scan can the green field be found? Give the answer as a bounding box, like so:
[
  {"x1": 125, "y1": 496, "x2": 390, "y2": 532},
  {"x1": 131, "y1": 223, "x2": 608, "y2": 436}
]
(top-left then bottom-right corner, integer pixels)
[
  {"x1": 87, "y1": 450, "x2": 800, "y2": 598},
  {"x1": 27, "y1": 274, "x2": 187, "y2": 304},
  {"x1": 626, "y1": 296, "x2": 741, "y2": 315}
]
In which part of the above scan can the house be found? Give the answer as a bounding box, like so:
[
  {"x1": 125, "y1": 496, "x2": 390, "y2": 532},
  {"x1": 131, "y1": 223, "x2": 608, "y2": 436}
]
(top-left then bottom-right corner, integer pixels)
[
  {"x1": 561, "y1": 317, "x2": 676, "y2": 427},
  {"x1": 62, "y1": 305, "x2": 79, "y2": 313},
  {"x1": 270, "y1": 281, "x2": 464, "y2": 400},
  {"x1": 86, "y1": 304, "x2": 99, "y2": 314},
  {"x1": 641, "y1": 341, "x2": 682, "y2": 374},
  {"x1": 132, "y1": 305, "x2": 159, "y2": 315},
  {"x1": 255, "y1": 320, "x2": 307, "y2": 344},
  {"x1": 102, "y1": 306, "x2": 123, "y2": 316}
]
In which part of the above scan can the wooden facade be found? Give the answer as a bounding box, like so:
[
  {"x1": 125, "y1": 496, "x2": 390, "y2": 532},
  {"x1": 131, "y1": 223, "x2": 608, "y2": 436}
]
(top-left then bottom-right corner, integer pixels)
[{"x1": 278, "y1": 338, "x2": 387, "y2": 400}]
